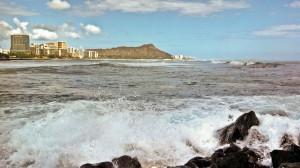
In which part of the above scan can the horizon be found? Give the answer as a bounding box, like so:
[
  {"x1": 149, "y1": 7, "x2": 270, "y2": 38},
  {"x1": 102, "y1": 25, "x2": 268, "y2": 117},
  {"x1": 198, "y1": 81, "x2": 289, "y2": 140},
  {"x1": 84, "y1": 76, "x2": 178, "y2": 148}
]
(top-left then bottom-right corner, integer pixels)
[{"x1": 1, "y1": 0, "x2": 300, "y2": 61}]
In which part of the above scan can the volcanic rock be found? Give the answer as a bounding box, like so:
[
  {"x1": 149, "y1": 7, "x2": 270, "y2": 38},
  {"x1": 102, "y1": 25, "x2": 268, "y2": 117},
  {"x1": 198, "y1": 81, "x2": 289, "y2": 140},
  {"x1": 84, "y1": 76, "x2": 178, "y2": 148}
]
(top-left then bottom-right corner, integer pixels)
[
  {"x1": 80, "y1": 161, "x2": 113, "y2": 168},
  {"x1": 112, "y1": 155, "x2": 142, "y2": 168},
  {"x1": 271, "y1": 144, "x2": 300, "y2": 168},
  {"x1": 217, "y1": 111, "x2": 260, "y2": 144}
]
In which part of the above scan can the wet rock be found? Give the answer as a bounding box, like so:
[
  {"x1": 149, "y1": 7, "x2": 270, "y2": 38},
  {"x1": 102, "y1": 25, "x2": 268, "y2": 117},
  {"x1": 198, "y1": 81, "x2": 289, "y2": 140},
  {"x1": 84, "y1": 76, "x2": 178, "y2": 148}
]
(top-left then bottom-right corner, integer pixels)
[
  {"x1": 260, "y1": 110, "x2": 288, "y2": 117},
  {"x1": 246, "y1": 128, "x2": 269, "y2": 146},
  {"x1": 217, "y1": 111, "x2": 260, "y2": 144},
  {"x1": 211, "y1": 149, "x2": 225, "y2": 162},
  {"x1": 80, "y1": 161, "x2": 113, "y2": 168},
  {"x1": 279, "y1": 162, "x2": 300, "y2": 168},
  {"x1": 184, "y1": 157, "x2": 211, "y2": 168},
  {"x1": 280, "y1": 134, "x2": 296, "y2": 150},
  {"x1": 247, "y1": 62, "x2": 282, "y2": 68},
  {"x1": 271, "y1": 144, "x2": 300, "y2": 168},
  {"x1": 223, "y1": 143, "x2": 241, "y2": 154},
  {"x1": 211, "y1": 150, "x2": 253, "y2": 168},
  {"x1": 210, "y1": 146, "x2": 261, "y2": 168},
  {"x1": 112, "y1": 155, "x2": 142, "y2": 168}
]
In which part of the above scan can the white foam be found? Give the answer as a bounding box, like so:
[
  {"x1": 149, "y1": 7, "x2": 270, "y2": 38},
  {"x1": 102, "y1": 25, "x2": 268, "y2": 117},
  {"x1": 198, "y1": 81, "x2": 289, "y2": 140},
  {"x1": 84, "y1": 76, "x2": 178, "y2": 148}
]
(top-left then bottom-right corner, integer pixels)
[
  {"x1": 0, "y1": 60, "x2": 99, "y2": 69},
  {"x1": 5, "y1": 96, "x2": 300, "y2": 168}
]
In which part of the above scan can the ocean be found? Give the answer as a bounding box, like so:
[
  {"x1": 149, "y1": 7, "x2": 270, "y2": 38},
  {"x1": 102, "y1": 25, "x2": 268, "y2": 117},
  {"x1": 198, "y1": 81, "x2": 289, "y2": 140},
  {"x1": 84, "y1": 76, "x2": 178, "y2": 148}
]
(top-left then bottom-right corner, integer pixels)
[{"x1": 0, "y1": 60, "x2": 300, "y2": 168}]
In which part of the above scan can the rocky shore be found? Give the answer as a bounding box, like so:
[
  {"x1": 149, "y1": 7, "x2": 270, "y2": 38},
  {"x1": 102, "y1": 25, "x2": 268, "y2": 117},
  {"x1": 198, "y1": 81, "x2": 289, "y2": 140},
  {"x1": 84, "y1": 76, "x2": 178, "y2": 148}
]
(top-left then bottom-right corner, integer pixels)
[{"x1": 80, "y1": 111, "x2": 300, "y2": 168}]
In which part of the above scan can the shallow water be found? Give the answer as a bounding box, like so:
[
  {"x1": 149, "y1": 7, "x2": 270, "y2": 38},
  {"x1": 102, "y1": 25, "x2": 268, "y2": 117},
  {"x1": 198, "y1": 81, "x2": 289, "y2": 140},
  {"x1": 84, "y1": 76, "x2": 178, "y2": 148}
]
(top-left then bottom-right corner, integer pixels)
[{"x1": 0, "y1": 60, "x2": 300, "y2": 167}]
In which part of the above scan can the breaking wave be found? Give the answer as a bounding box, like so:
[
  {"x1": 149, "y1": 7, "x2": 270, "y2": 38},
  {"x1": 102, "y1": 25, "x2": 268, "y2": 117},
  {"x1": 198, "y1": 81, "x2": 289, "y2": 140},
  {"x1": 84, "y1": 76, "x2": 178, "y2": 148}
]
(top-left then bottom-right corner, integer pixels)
[{"x1": 3, "y1": 96, "x2": 300, "y2": 167}]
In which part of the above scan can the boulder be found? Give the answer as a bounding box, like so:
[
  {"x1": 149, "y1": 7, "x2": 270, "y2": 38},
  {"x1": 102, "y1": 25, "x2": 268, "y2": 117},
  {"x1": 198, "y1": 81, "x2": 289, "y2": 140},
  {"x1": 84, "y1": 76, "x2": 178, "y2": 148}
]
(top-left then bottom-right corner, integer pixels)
[
  {"x1": 80, "y1": 161, "x2": 113, "y2": 168},
  {"x1": 211, "y1": 146, "x2": 260, "y2": 168},
  {"x1": 279, "y1": 162, "x2": 300, "y2": 168},
  {"x1": 217, "y1": 111, "x2": 260, "y2": 144},
  {"x1": 223, "y1": 143, "x2": 241, "y2": 154},
  {"x1": 271, "y1": 144, "x2": 300, "y2": 168},
  {"x1": 112, "y1": 155, "x2": 142, "y2": 168},
  {"x1": 280, "y1": 134, "x2": 296, "y2": 150},
  {"x1": 184, "y1": 157, "x2": 211, "y2": 168}
]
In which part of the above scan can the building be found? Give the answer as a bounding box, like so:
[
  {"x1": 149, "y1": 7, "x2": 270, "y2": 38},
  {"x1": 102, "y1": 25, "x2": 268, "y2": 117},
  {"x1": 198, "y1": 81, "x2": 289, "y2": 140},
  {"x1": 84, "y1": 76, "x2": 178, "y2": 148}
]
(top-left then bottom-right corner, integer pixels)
[
  {"x1": 10, "y1": 34, "x2": 30, "y2": 54},
  {"x1": 31, "y1": 41, "x2": 69, "y2": 57},
  {"x1": 84, "y1": 50, "x2": 99, "y2": 59},
  {"x1": 68, "y1": 47, "x2": 84, "y2": 58}
]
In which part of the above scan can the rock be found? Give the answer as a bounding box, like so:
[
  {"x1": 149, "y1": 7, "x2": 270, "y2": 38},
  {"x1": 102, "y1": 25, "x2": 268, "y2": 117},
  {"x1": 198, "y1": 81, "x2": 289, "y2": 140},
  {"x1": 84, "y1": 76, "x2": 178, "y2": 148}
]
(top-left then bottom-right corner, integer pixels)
[
  {"x1": 271, "y1": 148, "x2": 300, "y2": 168},
  {"x1": 184, "y1": 157, "x2": 211, "y2": 168},
  {"x1": 217, "y1": 111, "x2": 260, "y2": 144},
  {"x1": 112, "y1": 155, "x2": 142, "y2": 168},
  {"x1": 80, "y1": 162, "x2": 113, "y2": 168},
  {"x1": 223, "y1": 143, "x2": 241, "y2": 154},
  {"x1": 247, "y1": 62, "x2": 282, "y2": 68},
  {"x1": 279, "y1": 162, "x2": 300, "y2": 168},
  {"x1": 210, "y1": 146, "x2": 261, "y2": 168},
  {"x1": 281, "y1": 134, "x2": 296, "y2": 150},
  {"x1": 246, "y1": 128, "x2": 269, "y2": 146},
  {"x1": 211, "y1": 149, "x2": 225, "y2": 162},
  {"x1": 212, "y1": 151, "x2": 253, "y2": 168},
  {"x1": 260, "y1": 110, "x2": 288, "y2": 117}
]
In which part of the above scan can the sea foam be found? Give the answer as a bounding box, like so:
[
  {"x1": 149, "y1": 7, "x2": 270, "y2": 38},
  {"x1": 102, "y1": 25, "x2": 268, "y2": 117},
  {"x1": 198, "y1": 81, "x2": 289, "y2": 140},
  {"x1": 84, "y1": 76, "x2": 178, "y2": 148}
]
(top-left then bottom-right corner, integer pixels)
[{"x1": 4, "y1": 96, "x2": 300, "y2": 168}]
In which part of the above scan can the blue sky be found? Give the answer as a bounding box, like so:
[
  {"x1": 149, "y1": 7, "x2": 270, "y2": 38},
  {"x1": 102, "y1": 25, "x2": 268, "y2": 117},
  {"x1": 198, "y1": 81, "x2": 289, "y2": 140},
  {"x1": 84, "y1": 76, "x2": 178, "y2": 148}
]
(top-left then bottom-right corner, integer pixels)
[{"x1": 1, "y1": 0, "x2": 300, "y2": 60}]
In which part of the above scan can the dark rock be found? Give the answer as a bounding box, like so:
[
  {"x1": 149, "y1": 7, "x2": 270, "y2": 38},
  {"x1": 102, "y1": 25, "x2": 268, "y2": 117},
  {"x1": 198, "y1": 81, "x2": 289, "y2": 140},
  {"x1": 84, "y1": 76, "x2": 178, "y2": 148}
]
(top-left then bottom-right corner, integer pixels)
[
  {"x1": 213, "y1": 151, "x2": 252, "y2": 168},
  {"x1": 80, "y1": 161, "x2": 113, "y2": 168},
  {"x1": 211, "y1": 149, "x2": 225, "y2": 162},
  {"x1": 271, "y1": 149, "x2": 300, "y2": 168},
  {"x1": 217, "y1": 111, "x2": 260, "y2": 144},
  {"x1": 184, "y1": 157, "x2": 211, "y2": 168},
  {"x1": 223, "y1": 143, "x2": 241, "y2": 154},
  {"x1": 281, "y1": 134, "x2": 297, "y2": 150},
  {"x1": 247, "y1": 62, "x2": 282, "y2": 68},
  {"x1": 279, "y1": 162, "x2": 300, "y2": 168},
  {"x1": 211, "y1": 146, "x2": 260, "y2": 168},
  {"x1": 112, "y1": 155, "x2": 142, "y2": 168}
]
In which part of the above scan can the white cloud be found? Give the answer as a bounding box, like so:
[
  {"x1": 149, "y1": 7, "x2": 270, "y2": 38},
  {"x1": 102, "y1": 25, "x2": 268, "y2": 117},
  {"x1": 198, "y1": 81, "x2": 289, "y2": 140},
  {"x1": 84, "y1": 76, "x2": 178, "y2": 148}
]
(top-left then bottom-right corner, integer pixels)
[
  {"x1": 76, "y1": 0, "x2": 249, "y2": 16},
  {"x1": 81, "y1": 24, "x2": 101, "y2": 34},
  {"x1": 0, "y1": 21, "x2": 13, "y2": 40},
  {"x1": 0, "y1": 18, "x2": 98, "y2": 43},
  {"x1": 0, "y1": 0, "x2": 37, "y2": 16},
  {"x1": 32, "y1": 29, "x2": 58, "y2": 40},
  {"x1": 60, "y1": 23, "x2": 81, "y2": 39},
  {"x1": 289, "y1": 1, "x2": 300, "y2": 8},
  {"x1": 12, "y1": 17, "x2": 29, "y2": 34},
  {"x1": 47, "y1": 0, "x2": 71, "y2": 10},
  {"x1": 253, "y1": 24, "x2": 300, "y2": 37}
]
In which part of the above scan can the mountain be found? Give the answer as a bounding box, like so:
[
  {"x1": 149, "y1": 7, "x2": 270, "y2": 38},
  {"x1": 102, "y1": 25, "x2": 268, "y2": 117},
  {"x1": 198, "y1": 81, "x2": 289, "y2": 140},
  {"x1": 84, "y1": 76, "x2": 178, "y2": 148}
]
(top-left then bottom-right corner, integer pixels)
[{"x1": 89, "y1": 44, "x2": 173, "y2": 59}]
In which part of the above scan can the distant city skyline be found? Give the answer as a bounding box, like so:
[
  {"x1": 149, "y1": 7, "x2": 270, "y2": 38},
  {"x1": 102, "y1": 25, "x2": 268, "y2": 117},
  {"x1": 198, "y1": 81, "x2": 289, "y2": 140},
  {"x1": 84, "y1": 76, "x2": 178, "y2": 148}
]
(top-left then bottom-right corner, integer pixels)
[{"x1": 1, "y1": 0, "x2": 300, "y2": 60}]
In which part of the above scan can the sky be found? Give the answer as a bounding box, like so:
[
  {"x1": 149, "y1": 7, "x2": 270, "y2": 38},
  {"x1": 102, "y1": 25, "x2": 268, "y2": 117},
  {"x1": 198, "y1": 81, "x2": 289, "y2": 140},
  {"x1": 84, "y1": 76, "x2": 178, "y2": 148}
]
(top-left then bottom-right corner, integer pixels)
[{"x1": 1, "y1": 0, "x2": 300, "y2": 60}]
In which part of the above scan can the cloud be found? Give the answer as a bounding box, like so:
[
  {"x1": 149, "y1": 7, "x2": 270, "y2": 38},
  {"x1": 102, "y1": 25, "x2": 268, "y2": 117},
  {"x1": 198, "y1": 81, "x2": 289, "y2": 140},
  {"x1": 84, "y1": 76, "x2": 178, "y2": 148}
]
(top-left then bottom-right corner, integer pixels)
[
  {"x1": 0, "y1": 17, "x2": 99, "y2": 43},
  {"x1": 81, "y1": 24, "x2": 101, "y2": 34},
  {"x1": 32, "y1": 29, "x2": 58, "y2": 40},
  {"x1": 0, "y1": 21, "x2": 13, "y2": 40},
  {"x1": 0, "y1": 0, "x2": 37, "y2": 16},
  {"x1": 47, "y1": 0, "x2": 71, "y2": 10},
  {"x1": 253, "y1": 24, "x2": 300, "y2": 37},
  {"x1": 289, "y1": 1, "x2": 300, "y2": 8},
  {"x1": 59, "y1": 23, "x2": 81, "y2": 38},
  {"x1": 75, "y1": 0, "x2": 249, "y2": 16},
  {"x1": 12, "y1": 17, "x2": 29, "y2": 34}
]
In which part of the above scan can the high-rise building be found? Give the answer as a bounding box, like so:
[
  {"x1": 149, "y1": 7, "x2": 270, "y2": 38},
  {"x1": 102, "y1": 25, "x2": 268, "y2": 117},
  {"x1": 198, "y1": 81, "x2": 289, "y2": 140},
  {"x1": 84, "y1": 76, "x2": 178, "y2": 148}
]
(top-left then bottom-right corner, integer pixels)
[{"x1": 10, "y1": 34, "x2": 30, "y2": 53}]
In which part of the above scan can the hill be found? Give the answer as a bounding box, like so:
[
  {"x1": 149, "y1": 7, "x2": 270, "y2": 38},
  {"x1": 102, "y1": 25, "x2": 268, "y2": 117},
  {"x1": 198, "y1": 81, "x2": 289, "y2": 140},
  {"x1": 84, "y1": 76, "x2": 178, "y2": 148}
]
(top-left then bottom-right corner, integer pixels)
[{"x1": 89, "y1": 44, "x2": 172, "y2": 59}]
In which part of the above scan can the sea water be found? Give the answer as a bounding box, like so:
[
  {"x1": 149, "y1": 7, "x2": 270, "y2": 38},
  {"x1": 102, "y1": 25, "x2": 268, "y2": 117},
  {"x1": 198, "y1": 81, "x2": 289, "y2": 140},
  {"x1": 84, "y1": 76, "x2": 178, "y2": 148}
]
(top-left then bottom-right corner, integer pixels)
[{"x1": 0, "y1": 60, "x2": 299, "y2": 167}]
